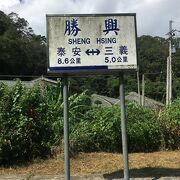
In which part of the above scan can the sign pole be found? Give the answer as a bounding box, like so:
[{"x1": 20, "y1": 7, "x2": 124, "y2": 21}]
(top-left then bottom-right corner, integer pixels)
[
  {"x1": 63, "y1": 76, "x2": 70, "y2": 180},
  {"x1": 119, "y1": 73, "x2": 129, "y2": 180}
]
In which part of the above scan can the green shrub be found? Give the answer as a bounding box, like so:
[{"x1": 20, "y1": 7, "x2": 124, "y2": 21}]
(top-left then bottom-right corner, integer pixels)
[
  {"x1": 0, "y1": 81, "x2": 53, "y2": 163},
  {"x1": 69, "y1": 98, "x2": 179, "y2": 153},
  {"x1": 126, "y1": 102, "x2": 162, "y2": 152},
  {"x1": 69, "y1": 102, "x2": 162, "y2": 153},
  {"x1": 70, "y1": 106, "x2": 121, "y2": 152},
  {"x1": 1, "y1": 79, "x2": 179, "y2": 164},
  {"x1": 0, "y1": 80, "x2": 91, "y2": 163},
  {"x1": 159, "y1": 98, "x2": 180, "y2": 149}
]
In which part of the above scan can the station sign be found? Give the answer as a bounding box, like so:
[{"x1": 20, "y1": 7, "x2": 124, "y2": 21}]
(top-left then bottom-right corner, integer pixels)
[{"x1": 47, "y1": 14, "x2": 137, "y2": 74}]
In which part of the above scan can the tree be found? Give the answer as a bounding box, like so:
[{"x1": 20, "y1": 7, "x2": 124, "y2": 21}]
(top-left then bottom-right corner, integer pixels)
[
  {"x1": 137, "y1": 35, "x2": 168, "y2": 76},
  {"x1": 0, "y1": 11, "x2": 47, "y2": 75}
]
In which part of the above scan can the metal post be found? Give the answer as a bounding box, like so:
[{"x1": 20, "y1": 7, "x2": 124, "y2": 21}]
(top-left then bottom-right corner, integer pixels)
[
  {"x1": 166, "y1": 57, "x2": 170, "y2": 105},
  {"x1": 63, "y1": 77, "x2": 70, "y2": 180},
  {"x1": 166, "y1": 20, "x2": 173, "y2": 105},
  {"x1": 137, "y1": 71, "x2": 141, "y2": 105},
  {"x1": 169, "y1": 20, "x2": 173, "y2": 104},
  {"x1": 141, "y1": 74, "x2": 145, "y2": 106},
  {"x1": 119, "y1": 73, "x2": 129, "y2": 180}
]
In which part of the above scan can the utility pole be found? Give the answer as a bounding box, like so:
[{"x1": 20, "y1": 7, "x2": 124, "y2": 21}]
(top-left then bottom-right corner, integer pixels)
[
  {"x1": 137, "y1": 71, "x2": 141, "y2": 105},
  {"x1": 166, "y1": 20, "x2": 173, "y2": 105},
  {"x1": 166, "y1": 56, "x2": 170, "y2": 105},
  {"x1": 141, "y1": 74, "x2": 145, "y2": 106},
  {"x1": 169, "y1": 20, "x2": 173, "y2": 104}
]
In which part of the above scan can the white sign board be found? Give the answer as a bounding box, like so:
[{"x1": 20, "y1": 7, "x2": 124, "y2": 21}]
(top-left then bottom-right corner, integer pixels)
[{"x1": 47, "y1": 14, "x2": 137, "y2": 74}]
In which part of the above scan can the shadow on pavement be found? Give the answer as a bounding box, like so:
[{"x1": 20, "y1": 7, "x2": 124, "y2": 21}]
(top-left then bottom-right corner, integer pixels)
[{"x1": 103, "y1": 167, "x2": 180, "y2": 179}]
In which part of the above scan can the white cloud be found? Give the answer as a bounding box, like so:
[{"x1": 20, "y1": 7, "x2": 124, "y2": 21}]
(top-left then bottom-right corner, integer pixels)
[
  {"x1": 0, "y1": 0, "x2": 180, "y2": 37},
  {"x1": 0, "y1": 0, "x2": 20, "y2": 10}
]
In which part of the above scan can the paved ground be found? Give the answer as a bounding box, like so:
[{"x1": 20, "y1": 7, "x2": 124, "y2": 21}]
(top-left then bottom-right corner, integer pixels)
[{"x1": 0, "y1": 175, "x2": 180, "y2": 180}]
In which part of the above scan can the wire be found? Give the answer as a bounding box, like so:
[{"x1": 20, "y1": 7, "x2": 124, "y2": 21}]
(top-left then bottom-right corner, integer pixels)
[{"x1": 173, "y1": 21, "x2": 180, "y2": 24}]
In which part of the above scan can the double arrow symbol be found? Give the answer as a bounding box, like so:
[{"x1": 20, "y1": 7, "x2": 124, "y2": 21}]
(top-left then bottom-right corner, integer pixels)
[{"x1": 85, "y1": 49, "x2": 100, "y2": 56}]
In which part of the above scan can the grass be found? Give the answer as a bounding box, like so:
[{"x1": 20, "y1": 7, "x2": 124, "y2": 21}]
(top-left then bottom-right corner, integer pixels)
[{"x1": 0, "y1": 150, "x2": 179, "y2": 177}]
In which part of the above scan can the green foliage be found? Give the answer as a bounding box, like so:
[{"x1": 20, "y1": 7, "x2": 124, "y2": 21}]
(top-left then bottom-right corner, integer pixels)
[
  {"x1": 0, "y1": 79, "x2": 92, "y2": 163},
  {"x1": 159, "y1": 98, "x2": 180, "y2": 149},
  {"x1": 144, "y1": 78, "x2": 166, "y2": 103},
  {"x1": 69, "y1": 102, "x2": 162, "y2": 153},
  {"x1": 126, "y1": 102, "x2": 162, "y2": 152},
  {"x1": 0, "y1": 80, "x2": 179, "y2": 164},
  {"x1": 0, "y1": 81, "x2": 53, "y2": 163},
  {"x1": 138, "y1": 36, "x2": 168, "y2": 75},
  {"x1": 0, "y1": 11, "x2": 46, "y2": 75},
  {"x1": 70, "y1": 106, "x2": 121, "y2": 152}
]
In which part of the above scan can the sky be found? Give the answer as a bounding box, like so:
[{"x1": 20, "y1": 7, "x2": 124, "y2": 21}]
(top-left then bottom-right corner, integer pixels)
[{"x1": 0, "y1": 0, "x2": 180, "y2": 37}]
